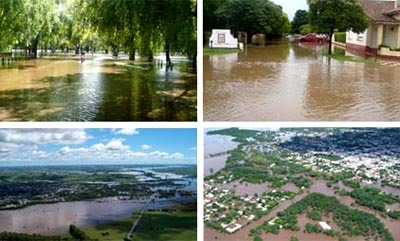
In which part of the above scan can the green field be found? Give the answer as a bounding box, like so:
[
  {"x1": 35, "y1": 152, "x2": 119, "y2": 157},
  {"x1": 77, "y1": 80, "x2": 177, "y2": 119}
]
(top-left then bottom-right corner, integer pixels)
[
  {"x1": 81, "y1": 213, "x2": 139, "y2": 241},
  {"x1": 203, "y1": 48, "x2": 239, "y2": 56},
  {"x1": 131, "y1": 211, "x2": 197, "y2": 241}
]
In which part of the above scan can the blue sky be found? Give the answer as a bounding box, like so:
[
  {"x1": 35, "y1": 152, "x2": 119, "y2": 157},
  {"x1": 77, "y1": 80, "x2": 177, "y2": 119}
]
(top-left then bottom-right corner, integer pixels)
[
  {"x1": 271, "y1": 0, "x2": 308, "y2": 20},
  {"x1": 0, "y1": 129, "x2": 197, "y2": 166}
]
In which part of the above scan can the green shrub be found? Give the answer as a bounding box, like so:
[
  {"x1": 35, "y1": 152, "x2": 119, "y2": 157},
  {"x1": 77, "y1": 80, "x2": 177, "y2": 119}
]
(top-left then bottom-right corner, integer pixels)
[{"x1": 334, "y1": 32, "x2": 346, "y2": 43}]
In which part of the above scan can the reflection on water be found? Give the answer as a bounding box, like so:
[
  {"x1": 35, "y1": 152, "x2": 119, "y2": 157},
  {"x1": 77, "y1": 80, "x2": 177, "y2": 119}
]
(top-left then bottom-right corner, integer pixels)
[
  {"x1": 204, "y1": 41, "x2": 400, "y2": 121},
  {"x1": 0, "y1": 56, "x2": 196, "y2": 121}
]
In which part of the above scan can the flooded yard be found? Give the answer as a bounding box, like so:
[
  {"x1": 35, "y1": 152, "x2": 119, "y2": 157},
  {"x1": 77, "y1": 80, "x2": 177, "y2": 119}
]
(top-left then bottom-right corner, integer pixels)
[
  {"x1": 0, "y1": 55, "x2": 196, "y2": 121},
  {"x1": 204, "y1": 41, "x2": 400, "y2": 121}
]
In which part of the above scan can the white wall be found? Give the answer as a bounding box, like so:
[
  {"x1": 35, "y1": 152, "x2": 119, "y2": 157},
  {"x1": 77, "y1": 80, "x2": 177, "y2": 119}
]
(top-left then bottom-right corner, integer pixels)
[
  {"x1": 347, "y1": 29, "x2": 368, "y2": 46},
  {"x1": 383, "y1": 25, "x2": 398, "y2": 49},
  {"x1": 209, "y1": 29, "x2": 238, "y2": 49}
]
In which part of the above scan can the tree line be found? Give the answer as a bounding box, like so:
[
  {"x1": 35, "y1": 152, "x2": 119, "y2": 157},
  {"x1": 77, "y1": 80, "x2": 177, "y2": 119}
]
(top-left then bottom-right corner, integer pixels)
[
  {"x1": 204, "y1": 0, "x2": 290, "y2": 43},
  {"x1": 0, "y1": 0, "x2": 196, "y2": 64}
]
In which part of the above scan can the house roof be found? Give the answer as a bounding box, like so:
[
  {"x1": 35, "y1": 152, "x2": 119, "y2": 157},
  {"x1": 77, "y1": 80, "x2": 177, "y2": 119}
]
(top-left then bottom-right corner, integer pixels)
[{"x1": 363, "y1": 0, "x2": 400, "y2": 23}]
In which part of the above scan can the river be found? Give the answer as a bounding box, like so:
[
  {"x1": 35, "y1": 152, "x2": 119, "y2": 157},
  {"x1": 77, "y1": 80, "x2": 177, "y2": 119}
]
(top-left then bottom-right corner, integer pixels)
[
  {"x1": 204, "y1": 41, "x2": 400, "y2": 121},
  {"x1": 204, "y1": 133, "x2": 239, "y2": 176},
  {"x1": 0, "y1": 55, "x2": 196, "y2": 121}
]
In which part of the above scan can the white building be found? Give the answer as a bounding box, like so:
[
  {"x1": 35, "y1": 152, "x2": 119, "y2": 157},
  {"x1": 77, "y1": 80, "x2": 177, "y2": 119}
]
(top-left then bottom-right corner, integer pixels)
[
  {"x1": 346, "y1": 0, "x2": 400, "y2": 59},
  {"x1": 319, "y1": 221, "x2": 332, "y2": 230},
  {"x1": 209, "y1": 29, "x2": 238, "y2": 49}
]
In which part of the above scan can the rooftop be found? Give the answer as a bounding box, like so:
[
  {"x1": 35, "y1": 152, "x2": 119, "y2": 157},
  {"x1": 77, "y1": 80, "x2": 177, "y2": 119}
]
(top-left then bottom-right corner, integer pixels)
[{"x1": 363, "y1": 0, "x2": 400, "y2": 23}]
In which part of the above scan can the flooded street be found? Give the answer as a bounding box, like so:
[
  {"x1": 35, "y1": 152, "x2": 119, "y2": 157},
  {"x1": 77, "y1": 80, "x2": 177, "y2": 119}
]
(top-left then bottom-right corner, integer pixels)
[
  {"x1": 0, "y1": 55, "x2": 196, "y2": 121},
  {"x1": 204, "y1": 41, "x2": 400, "y2": 121}
]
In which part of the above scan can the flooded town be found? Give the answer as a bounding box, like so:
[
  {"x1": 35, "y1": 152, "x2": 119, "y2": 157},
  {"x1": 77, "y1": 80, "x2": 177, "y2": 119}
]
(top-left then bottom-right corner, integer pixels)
[
  {"x1": 204, "y1": 128, "x2": 400, "y2": 241},
  {"x1": 204, "y1": 0, "x2": 400, "y2": 121}
]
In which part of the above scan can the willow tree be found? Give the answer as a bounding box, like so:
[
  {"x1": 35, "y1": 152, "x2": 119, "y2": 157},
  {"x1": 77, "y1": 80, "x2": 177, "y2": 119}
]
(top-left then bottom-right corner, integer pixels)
[
  {"x1": 157, "y1": 0, "x2": 196, "y2": 66},
  {"x1": 0, "y1": 0, "x2": 25, "y2": 51}
]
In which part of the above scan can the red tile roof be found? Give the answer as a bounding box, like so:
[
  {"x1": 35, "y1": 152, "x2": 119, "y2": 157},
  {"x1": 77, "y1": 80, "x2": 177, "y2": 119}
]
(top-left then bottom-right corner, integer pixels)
[{"x1": 363, "y1": 0, "x2": 400, "y2": 23}]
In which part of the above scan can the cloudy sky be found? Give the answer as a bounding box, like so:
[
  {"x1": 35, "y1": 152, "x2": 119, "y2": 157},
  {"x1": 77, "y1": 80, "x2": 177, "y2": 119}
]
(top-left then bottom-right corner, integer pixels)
[
  {"x1": 0, "y1": 129, "x2": 196, "y2": 166},
  {"x1": 271, "y1": 0, "x2": 308, "y2": 20}
]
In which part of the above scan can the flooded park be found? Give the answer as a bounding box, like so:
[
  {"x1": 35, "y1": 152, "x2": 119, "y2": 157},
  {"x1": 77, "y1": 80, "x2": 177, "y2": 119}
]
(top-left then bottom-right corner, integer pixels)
[
  {"x1": 0, "y1": 0, "x2": 196, "y2": 122},
  {"x1": 204, "y1": 40, "x2": 400, "y2": 121},
  {"x1": 0, "y1": 55, "x2": 196, "y2": 121}
]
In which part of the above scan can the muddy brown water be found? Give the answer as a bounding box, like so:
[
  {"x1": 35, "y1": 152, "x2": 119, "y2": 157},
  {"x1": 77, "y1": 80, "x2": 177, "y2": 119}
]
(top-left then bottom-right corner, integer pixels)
[
  {"x1": 204, "y1": 41, "x2": 400, "y2": 121},
  {"x1": 205, "y1": 178, "x2": 400, "y2": 241},
  {"x1": 0, "y1": 55, "x2": 196, "y2": 121},
  {"x1": 204, "y1": 134, "x2": 239, "y2": 176},
  {"x1": 0, "y1": 198, "x2": 148, "y2": 235}
]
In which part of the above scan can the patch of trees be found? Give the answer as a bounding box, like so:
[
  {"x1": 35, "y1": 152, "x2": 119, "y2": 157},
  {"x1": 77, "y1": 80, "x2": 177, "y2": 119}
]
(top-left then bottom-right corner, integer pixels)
[
  {"x1": 69, "y1": 225, "x2": 92, "y2": 241},
  {"x1": 0, "y1": 232, "x2": 74, "y2": 241},
  {"x1": 350, "y1": 187, "x2": 399, "y2": 212},
  {"x1": 304, "y1": 223, "x2": 322, "y2": 234},
  {"x1": 0, "y1": 0, "x2": 196, "y2": 64},
  {"x1": 308, "y1": 0, "x2": 369, "y2": 54},
  {"x1": 275, "y1": 193, "x2": 394, "y2": 241},
  {"x1": 291, "y1": 10, "x2": 309, "y2": 34}
]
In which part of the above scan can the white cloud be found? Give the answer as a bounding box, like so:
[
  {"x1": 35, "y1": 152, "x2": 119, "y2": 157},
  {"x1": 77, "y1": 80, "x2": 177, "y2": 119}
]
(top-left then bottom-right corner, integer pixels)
[
  {"x1": 0, "y1": 129, "x2": 89, "y2": 145},
  {"x1": 190, "y1": 147, "x2": 197, "y2": 151},
  {"x1": 141, "y1": 144, "x2": 152, "y2": 150},
  {"x1": 169, "y1": 152, "x2": 184, "y2": 159},
  {"x1": 114, "y1": 128, "x2": 139, "y2": 135}
]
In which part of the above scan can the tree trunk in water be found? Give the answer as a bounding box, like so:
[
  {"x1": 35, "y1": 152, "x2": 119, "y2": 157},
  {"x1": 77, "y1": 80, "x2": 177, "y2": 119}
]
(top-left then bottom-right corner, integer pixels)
[
  {"x1": 165, "y1": 41, "x2": 171, "y2": 66},
  {"x1": 328, "y1": 32, "x2": 333, "y2": 55},
  {"x1": 32, "y1": 40, "x2": 38, "y2": 59},
  {"x1": 75, "y1": 44, "x2": 80, "y2": 55},
  {"x1": 191, "y1": 54, "x2": 197, "y2": 69},
  {"x1": 129, "y1": 48, "x2": 136, "y2": 61},
  {"x1": 247, "y1": 32, "x2": 253, "y2": 45},
  {"x1": 128, "y1": 37, "x2": 136, "y2": 61}
]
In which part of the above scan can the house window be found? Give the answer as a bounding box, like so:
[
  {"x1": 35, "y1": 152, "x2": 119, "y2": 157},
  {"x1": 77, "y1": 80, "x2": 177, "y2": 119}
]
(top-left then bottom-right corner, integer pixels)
[
  {"x1": 357, "y1": 34, "x2": 364, "y2": 42},
  {"x1": 218, "y1": 34, "x2": 226, "y2": 43}
]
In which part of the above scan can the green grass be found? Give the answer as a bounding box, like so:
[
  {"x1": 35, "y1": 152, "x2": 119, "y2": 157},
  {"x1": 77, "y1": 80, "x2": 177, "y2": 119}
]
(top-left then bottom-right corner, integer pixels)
[
  {"x1": 322, "y1": 49, "x2": 377, "y2": 64},
  {"x1": 131, "y1": 211, "x2": 197, "y2": 241},
  {"x1": 81, "y1": 213, "x2": 139, "y2": 241},
  {"x1": 203, "y1": 48, "x2": 239, "y2": 56}
]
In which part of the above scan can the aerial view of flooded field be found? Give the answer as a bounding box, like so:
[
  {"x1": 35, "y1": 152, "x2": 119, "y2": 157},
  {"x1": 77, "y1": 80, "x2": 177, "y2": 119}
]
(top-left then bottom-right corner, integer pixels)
[
  {"x1": 204, "y1": 128, "x2": 400, "y2": 241},
  {"x1": 204, "y1": 41, "x2": 400, "y2": 121},
  {"x1": 0, "y1": 128, "x2": 197, "y2": 241}
]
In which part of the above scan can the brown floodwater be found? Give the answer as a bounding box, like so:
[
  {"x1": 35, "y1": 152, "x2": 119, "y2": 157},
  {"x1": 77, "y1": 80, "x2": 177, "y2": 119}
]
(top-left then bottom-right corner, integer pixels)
[
  {"x1": 204, "y1": 134, "x2": 239, "y2": 176},
  {"x1": 0, "y1": 55, "x2": 196, "y2": 121},
  {"x1": 204, "y1": 41, "x2": 400, "y2": 121},
  {"x1": 0, "y1": 197, "x2": 148, "y2": 235},
  {"x1": 205, "y1": 178, "x2": 400, "y2": 241}
]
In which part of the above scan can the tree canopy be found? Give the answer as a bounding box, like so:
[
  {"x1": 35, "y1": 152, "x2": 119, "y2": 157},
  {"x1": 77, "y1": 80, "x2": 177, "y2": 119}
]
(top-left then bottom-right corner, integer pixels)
[
  {"x1": 308, "y1": 0, "x2": 369, "y2": 54},
  {"x1": 204, "y1": 0, "x2": 290, "y2": 43},
  {"x1": 0, "y1": 0, "x2": 196, "y2": 62},
  {"x1": 291, "y1": 10, "x2": 309, "y2": 34}
]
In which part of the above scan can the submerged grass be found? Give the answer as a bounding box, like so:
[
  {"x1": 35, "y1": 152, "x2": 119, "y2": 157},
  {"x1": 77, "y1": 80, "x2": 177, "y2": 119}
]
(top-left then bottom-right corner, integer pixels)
[
  {"x1": 131, "y1": 211, "x2": 197, "y2": 241},
  {"x1": 322, "y1": 49, "x2": 377, "y2": 64},
  {"x1": 203, "y1": 48, "x2": 239, "y2": 56},
  {"x1": 81, "y1": 213, "x2": 139, "y2": 241}
]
